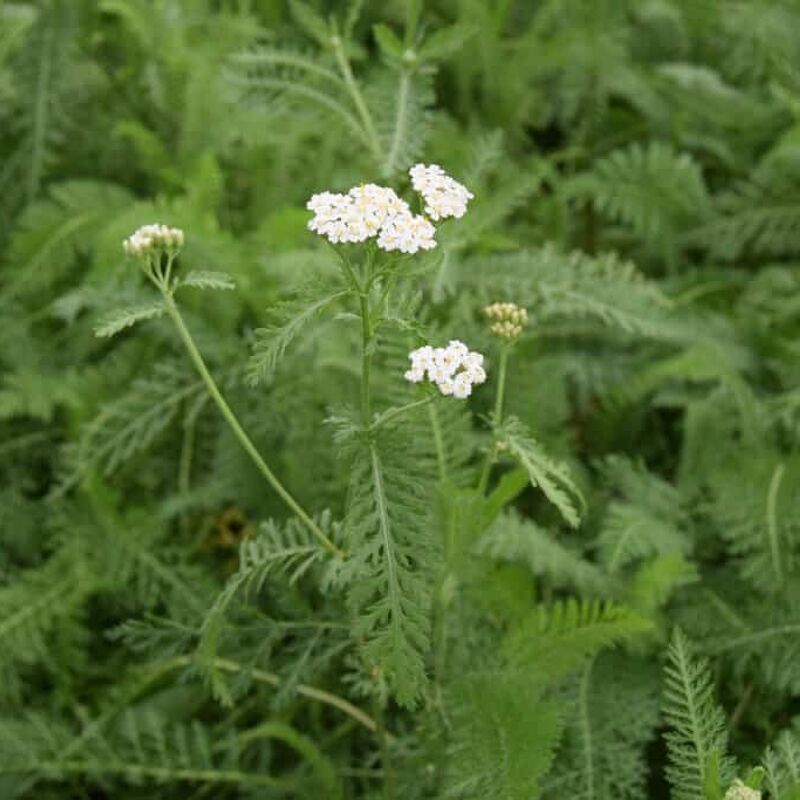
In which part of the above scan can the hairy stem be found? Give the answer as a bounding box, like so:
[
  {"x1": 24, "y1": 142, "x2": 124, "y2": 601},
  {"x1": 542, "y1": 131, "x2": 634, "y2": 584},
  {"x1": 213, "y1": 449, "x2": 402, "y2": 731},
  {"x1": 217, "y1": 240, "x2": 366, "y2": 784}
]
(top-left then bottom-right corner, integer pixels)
[
  {"x1": 765, "y1": 462, "x2": 785, "y2": 586},
  {"x1": 375, "y1": 701, "x2": 397, "y2": 800},
  {"x1": 477, "y1": 346, "x2": 510, "y2": 493},
  {"x1": 428, "y1": 403, "x2": 448, "y2": 482},
  {"x1": 331, "y1": 33, "x2": 382, "y2": 164},
  {"x1": 579, "y1": 658, "x2": 596, "y2": 800},
  {"x1": 178, "y1": 405, "x2": 197, "y2": 536},
  {"x1": 360, "y1": 292, "x2": 373, "y2": 428},
  {"x1": 373, "y1": 395, "x2": 435, "y2": 431},
  {"x1": 161, "y1": 293, "x2": 343, "y2": 558}
]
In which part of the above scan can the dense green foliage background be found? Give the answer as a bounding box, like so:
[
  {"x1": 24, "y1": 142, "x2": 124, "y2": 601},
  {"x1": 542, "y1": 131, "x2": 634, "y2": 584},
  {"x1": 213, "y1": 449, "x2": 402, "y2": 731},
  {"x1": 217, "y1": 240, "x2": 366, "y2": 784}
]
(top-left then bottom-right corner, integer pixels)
[{"x1": 3, "y1": 0, "x2": 800, "y2": 797}]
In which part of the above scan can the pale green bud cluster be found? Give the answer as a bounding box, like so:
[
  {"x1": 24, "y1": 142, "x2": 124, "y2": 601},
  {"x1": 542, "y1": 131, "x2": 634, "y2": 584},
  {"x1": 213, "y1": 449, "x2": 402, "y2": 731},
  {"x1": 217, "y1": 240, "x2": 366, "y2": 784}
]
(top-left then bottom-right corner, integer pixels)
[
  {"x1": 484, "y1": 301, "x2": 528, "y2": 341},
  {"x1": 123, "y1": 223, "x2": 184, "y2": 259},
  {"x1": 725, "y1": 780, "x2": 761, "y2": 800}
]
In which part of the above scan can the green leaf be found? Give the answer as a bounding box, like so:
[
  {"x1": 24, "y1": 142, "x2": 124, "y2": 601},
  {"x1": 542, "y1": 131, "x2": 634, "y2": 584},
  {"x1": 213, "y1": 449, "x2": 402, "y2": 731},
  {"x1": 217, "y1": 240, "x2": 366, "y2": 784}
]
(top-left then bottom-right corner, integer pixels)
[
  {"x1": 504, "y1": 600, "x2": 653, "y2": 680},
  {"x1": 373, "y1": 24, "x2": 404, "y2": 61},
  {"x1": 178, "y1": 270, "x2": 235, "y2": 291},
  {"x1": 418, "y1": 22, "x2": 477, "y2": 61},
  {"x1": 247, "y1": 285, "x2": 350, "y2": 384},
  {"x1": 663, "y1": 629, "x2": 735, "y2": 800},
  {"x1": 476, "y1": 512, "x2": 609, "y2": 596},
  {"x1": 445, "y1": 672, "x2": 562, "y2": 800},
  {"x1": 289, "y1": 0, "x2": 330, "y2": 47},
  {"x1": 338, "y1": 423, "x2": 436, "y2": 709},
  {"x1": 93, "y1": 302, "x2": 165, "y2": 338},
  {"x1": 498, "y1": 416, "x2": 585, "y2": 528}
]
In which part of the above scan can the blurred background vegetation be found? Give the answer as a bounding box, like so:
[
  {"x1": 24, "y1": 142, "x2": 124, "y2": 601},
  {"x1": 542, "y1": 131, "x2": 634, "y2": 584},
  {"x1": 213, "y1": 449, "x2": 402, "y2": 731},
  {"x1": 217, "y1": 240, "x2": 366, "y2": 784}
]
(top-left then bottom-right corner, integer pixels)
[{"x1": 3, "y1": 0, "x2": 800, "y2": 797}]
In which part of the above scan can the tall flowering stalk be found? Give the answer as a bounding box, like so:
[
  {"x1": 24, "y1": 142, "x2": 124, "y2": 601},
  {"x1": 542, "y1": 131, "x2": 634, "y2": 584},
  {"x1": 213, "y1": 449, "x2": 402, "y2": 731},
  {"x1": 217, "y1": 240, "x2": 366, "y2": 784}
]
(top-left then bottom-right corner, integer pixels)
[
  {"x1": 118, "y1": 224, "x2": 343, "y2": 558},
  {"x1": 305, "y1": 164, "x2": 477, "y2": 433},
  {"x1": 478, "y1": 301, "x2": 529, "y2": 493}
]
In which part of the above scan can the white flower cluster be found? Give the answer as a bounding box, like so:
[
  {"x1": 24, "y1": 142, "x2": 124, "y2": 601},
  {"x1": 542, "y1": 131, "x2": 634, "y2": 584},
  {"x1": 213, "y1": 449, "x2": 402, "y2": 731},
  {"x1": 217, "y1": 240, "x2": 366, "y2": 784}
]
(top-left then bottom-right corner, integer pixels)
[
  {"x1": 123, "y1": 224, "x2": 184, "y2": 258},
  {"x1": 307, "y1": 184, "x2": 409, "y2": 244},
  {"x1": 404, "y1": 340, "x2": 486, "y2": 399},
  {"x1": 306, "y1": 165, "x2": 472, "y2": 254},
  {"x1": 724, "y1": 781, "x2": 761, "y2": 800},
  {"x1": 377, "y1": 211, "x2": 436, "y2": 254},
  {"x1": 409, "y1": 163, "x2": 474, "y2": 221}
]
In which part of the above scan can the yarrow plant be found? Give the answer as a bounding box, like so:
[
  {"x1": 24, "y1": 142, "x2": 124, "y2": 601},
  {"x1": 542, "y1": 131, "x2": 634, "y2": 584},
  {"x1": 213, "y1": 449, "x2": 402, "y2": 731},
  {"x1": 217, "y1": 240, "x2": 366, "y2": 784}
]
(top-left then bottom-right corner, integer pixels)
[
  {"x1": 8, "y1": 5, "x2": 800, "y2": 798},
  {"x1": 109, "y1": 164, "x2": 482, "y2": 628}
]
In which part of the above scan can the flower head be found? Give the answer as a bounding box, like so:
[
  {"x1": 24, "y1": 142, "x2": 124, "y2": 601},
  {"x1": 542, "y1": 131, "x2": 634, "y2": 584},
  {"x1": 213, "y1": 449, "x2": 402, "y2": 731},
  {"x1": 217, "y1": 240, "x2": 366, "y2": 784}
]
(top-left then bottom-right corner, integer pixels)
[
  {"x1": 405, "y1": 340, "x2": 486, "y2": 399},
  {"x1": 724, "y1": 781, "x2": 761, "y2": 800},
  {"x1": 484, "y1": 301, "x2": 528, "y2": 341},
  {"x1": 307, "y1": 191, "x2": 369, "y2": 244},
  {"x1": 349, "y1": 184, "x2": 409, "y2": 235},
  {"x1": 306, "y1": 167, "x2": 472, "y2": 253},
  {"x1": 409, "y1": 163, "x2": 473, "y2": 221},
  {"x1": 123, "y1": 224, "x2": 184, "y2": 258},
  {"x1": 377, "y1": 211, "x2": 436, "y2": 254}
]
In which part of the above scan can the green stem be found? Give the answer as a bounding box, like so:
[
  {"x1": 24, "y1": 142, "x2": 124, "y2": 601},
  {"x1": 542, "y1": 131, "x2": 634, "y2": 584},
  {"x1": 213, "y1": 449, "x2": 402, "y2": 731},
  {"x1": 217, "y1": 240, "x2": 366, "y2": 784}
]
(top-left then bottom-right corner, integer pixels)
[
  {"x1": 178, "y1": 407, "x2": 197, "y2": 536},
  {"x1": 331, "y1": 33, "x2": 382, "y2": 163},
  {"x1": 161, "y1": 293, "x2": 343, "y2": 559},
  {"x1": 374, "y1": 701, "x2": 397, "y2": 800},
  {"x1": 477, "y1": 347, "x2": 510, "y2": 493},
  {"x1": 372, "y1": 395, "x2": 435, "y2": 431},
  {"x1": 359, "y1": 293, "x2": 373, "y2": 428},
  {"x1": 428, "y1": 403, "x2": 448, "y2": 482}
]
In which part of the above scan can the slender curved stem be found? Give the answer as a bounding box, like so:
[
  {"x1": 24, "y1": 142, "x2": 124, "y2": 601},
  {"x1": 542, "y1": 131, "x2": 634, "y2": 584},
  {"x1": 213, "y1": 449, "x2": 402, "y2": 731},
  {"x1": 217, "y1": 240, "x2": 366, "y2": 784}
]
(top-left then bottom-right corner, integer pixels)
[
  {"x1": 372, "y1": 395, "x2": 435, "y2": 431},
  {"x1": 358, "y1": 254, "x2": 376, "y2": 430},
  {"x1": 477, "y1": 346, "x2": 510, "y2": 493},
  {"x1": 154, "y1": 655, "x2": 383, "y2": 736},
  {"x1": 331, "y1": 34, "x2": 382, "y2": 163},
  {"x1": 161, "y1": 292, "x2": 343, "y2": 559},
  {"x1": 375, "y1": 701, "x2": 397, "y2": 800},
  {"x1": 360, "y1": 293, "x2": 373, "y2": 428},
  {"x1": 428, "y1": 403, "x2": 448, "y2": 483}
]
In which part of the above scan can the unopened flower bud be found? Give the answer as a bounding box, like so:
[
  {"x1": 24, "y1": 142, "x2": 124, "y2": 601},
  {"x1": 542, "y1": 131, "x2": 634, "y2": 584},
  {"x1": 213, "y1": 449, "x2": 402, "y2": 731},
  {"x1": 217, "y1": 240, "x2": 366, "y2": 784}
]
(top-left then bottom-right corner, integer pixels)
[
  {"x1": 484, "y1": 302, "x2": 528, "y2": 341},
  {"x1": 123, "y1": 223, "x2": 185, "y2": 260},
  {"x1": 724, "y1": 781, "x2": 761, "y2": 800}
]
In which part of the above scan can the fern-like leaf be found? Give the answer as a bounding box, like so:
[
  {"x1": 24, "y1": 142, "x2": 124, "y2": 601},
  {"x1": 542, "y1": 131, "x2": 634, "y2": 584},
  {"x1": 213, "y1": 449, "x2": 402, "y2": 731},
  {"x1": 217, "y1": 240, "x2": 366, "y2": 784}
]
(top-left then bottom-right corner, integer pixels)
[
  {"x1": 0, "y1": 710, "x2": 289, "y2": 790},
  {"x1": 177, "y1": 270, "x2": 235, "y2": 291},
  {"x1": 476, "y1": 512, "x2": 608, "y2": 595},
  {"x1": 504, "y1": 600, "x2": 653, "y2": 680},
  {"x1": 197, "y1": 513, "x2": 336, "y2": 703},
  {"x1": 764, "y1": 729, "x2": 800, "y2": 800},
  {"x1": 247, "y1": 285, "x2": 350, "y2": 385},
  {"x1": 57, "y1": 360, "x2": 207, "y2": 492},
  {"x1": 565, "y1": 142, "x2": 710, "y2": 262},
  {"x1": 94, "y1": 302, "x2": 166, "y2": 338},
  {"x1": 445, "y1": 672, "x2": 562, "y2": 800},
  {"x1": 340, "y1": 423, "x2": 436, "y2": 708},
  {"x1": 499, "y1": 416, "x2": 585, "y2": 529},
  {"x1": 663, "y1": 629, "x2": 734, "y2": 800}
]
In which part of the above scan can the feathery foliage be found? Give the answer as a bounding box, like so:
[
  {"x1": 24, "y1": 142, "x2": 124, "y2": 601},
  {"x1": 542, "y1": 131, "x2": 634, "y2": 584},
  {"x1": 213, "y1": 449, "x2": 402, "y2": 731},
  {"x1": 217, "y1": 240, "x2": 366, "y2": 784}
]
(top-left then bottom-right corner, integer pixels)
[{"x1": 2, "y1": 1, "x2": 800, "y2": 798}]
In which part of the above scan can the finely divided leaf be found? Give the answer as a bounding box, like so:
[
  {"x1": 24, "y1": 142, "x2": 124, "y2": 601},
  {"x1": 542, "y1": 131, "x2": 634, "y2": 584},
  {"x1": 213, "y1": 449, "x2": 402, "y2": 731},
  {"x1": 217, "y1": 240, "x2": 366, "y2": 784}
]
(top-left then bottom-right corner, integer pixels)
[
  {"x1": 247, "y1": 286, "x2": 350, "y2": 385},
  {"x1": 94, "y1": 302, "x2": 165, "y2": 338},
  {"x1": 663, "y1": 629, "x2": 734, "y2": 800},
  {"x1": 340, "y1": 426, "x2": 435, "y2": 709},
  {"x1": 178, "y1": 270, "x2": 235, "y2": 291},
  {"x1": 499, "y1": 416, "x2": 584, "y2": 528}
]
